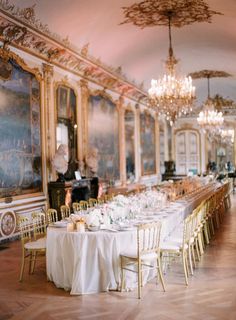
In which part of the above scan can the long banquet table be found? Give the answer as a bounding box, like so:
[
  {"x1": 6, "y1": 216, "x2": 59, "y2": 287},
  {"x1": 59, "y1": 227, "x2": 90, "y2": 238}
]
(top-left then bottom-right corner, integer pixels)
[{"x1": 46, "y1": 182, "x2": 219, "y2": 295}]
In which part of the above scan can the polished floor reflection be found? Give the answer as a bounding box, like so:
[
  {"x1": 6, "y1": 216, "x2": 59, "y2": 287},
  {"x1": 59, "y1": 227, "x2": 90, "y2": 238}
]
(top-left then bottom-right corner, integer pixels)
[{"x1": 0, "y1": 196, "x2": 236, "y2": 320}]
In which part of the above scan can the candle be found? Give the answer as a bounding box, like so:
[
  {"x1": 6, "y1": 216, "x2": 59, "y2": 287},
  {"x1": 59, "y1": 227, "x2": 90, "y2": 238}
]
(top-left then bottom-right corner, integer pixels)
[
  {"x1": 67, "y1": 222, "x2": 74, "y2": 232},
  {"x1": 76, "y1": 221, "x2": 85, "y2": 233}
]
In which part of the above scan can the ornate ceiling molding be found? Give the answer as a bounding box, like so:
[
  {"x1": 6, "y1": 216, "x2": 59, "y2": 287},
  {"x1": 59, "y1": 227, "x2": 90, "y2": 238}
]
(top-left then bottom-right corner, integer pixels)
[
  {"x1": 0, "y1": 0, "x2": 148, "y2": 105},
  {"x1": 121, "y1": 0, "x2": 222, "y2": 28}
]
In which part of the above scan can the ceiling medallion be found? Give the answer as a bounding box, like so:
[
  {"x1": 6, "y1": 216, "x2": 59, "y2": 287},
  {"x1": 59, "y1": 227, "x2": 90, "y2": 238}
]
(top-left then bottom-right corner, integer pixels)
[{"x1": 121, "y1": 0, "x2": 222, "y2": 28}]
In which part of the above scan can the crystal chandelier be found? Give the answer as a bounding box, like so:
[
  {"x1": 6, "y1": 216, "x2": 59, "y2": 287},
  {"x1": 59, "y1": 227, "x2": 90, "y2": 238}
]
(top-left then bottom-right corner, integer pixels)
[
  {"x1": 197, "y1": 99, "x2": 224, "y2": 129},
  {"x1": 148, "y1": 11, "x2": 195, "y2": 126},
  {"x1": 196, "y1": 74, "x2": 224, "y2": 132},
  {"x1": 219, "y1": 128, "x2": 234, "y2": 144}
]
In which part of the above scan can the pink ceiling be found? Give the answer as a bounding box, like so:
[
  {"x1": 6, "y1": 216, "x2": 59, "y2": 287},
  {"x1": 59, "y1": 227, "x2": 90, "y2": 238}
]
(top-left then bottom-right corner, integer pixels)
[{"x1": 12, "y1": 0, "x2": 236, "y2": 106}]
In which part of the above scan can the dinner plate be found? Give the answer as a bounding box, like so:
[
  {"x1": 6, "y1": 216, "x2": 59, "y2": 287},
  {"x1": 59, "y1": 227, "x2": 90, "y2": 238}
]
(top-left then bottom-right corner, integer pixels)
[{"x1": 50, "y1": 221, "x2": 68, "y2": 228}]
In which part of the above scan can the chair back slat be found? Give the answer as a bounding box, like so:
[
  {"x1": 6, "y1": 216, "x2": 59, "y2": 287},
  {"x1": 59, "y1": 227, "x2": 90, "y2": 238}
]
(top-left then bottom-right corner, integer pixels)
[
  {"x1": 60, "y1": 205, "x2": 70, "y2": 219},
  {"x1": 137, "y1": 222, "x2": 162, "y2": 257},
  {"x1": 32, "y1": 212, "x2": 47, "y2": 239},
  {"x1": 47, "y1": 209, "x2": 58, "y2": 224},
  {"x1": 88, "y1": 198, "x2": 97, "y2": 207},
  {"x1": 18, "y1": 216, "x2": 32, "y2": 244},
  {"x1": 79, "y1": 200, "x2": 88, "y2": 210},
  {"x1": 72, "y1": 202, "x2": 80, "y2": 213}
]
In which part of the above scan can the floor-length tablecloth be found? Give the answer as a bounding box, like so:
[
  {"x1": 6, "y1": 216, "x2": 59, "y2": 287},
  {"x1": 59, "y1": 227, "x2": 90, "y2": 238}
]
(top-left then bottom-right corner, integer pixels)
[{"x1": 46, "y1": 183, "x2": 218, "y2": 295}]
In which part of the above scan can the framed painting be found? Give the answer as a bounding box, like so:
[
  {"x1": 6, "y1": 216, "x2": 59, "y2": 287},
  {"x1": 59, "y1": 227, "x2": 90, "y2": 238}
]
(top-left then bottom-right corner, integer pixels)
[
  {"x1": 140, "y1": 112, "x2": 156, "y2": 175},
  {"x1": 88, "y1": 94, "x2": 119, "y2": 181},
  {"x1": 0, "y1": 55, "x2": 42, "y2": 198}
]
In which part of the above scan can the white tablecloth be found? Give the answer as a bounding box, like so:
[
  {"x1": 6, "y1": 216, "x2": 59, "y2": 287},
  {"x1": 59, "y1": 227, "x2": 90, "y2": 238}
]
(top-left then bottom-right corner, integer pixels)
[{"x1": 46, "y1": 183, "x2": 217, "y2": 295}]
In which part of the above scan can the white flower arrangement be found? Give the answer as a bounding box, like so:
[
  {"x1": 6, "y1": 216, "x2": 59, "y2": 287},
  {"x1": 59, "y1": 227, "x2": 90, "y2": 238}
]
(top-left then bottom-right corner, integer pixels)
[{"x1": 84, "y1": 208, "x2": 102, "y2": 227}]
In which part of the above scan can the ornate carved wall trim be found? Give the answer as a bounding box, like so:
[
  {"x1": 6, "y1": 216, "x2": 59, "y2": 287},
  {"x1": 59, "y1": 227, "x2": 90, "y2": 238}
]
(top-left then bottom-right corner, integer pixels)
[{"x1": 0, "y1": 3, "x2": 148, "y2": 106}]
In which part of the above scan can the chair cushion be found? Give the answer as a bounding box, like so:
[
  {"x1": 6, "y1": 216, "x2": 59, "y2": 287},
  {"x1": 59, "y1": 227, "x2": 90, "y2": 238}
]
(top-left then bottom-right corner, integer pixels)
[
  {"x1": 25, "y1": 238, "x2": 46, "y2": 250},
  {"x1": 161, "y1": 241, "x2": 188, "y2": 251},
  {"x1": 121, "y1": 251, "x2": 157, "y2": 260}
]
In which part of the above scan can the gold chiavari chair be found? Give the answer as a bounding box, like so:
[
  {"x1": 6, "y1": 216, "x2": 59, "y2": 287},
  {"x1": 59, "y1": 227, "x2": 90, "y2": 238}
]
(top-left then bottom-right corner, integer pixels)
[
  {"x1": 214, "y1": 188, "x2": 223, "y2": 229},
  {"x1": 224, "y1": 181, "x2": 232, "y2": 209},
  {"x1": 18, "y1": 216, "x2": 46, "y2": 282},
  {"x1": 31, "y1": 212, "x2": 47, "y2": 240},
  {"x1": 88, "y1": 198, "x2": 97, "y2": 207},
  {"x1": 72, "y1": 202, "x2": 80, "y2": 213},
  {"x1": 190, "y1": 208, "x2": 200, "y2": 263},
  {"x1": 218, "y1": 185, "x2": 227, "y2": 222},
  {"x1": 60, "y1": 205, "x2": 70, "y2": 220},
  {"x1": 195, "y1": 203, "x2": 205, "y2": 256},
  {"x1": 161, "y1": 215, "x2": 193, "y2": 285},
  {"x1": 208, "y1": 194, "x2": 215, "y2": 239},
  {"x1": 120, "y1": 221, "x2": 165, "y2": 299},
  {"x1": 47, "y1": 208, "x2": 58, "y2": 224},
  {"x1": 79, "y1": 200, "x2": 88, "y2": 210},
  {"x1": 201, "y1": 200, "x2": 210, "y2": 246},
  {"x1": 97, "y1": 197, "x2": 105, "y2": 205}
]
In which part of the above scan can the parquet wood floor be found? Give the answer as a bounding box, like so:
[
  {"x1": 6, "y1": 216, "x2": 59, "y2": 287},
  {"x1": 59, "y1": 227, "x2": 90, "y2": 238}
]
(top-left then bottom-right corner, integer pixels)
[{"x1": 1, "y1": 196, "x2": 236, "y2": 320}]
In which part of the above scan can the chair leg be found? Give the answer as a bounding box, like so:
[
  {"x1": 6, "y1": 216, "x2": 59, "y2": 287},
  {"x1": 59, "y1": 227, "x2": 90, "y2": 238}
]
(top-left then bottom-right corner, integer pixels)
[
  {"x1": 138, "y1": 260, "x2": 141, "y2": 299},
  {"x1": 19, "y1": 251, "x2": 26, "y2": 282},
  {"x1": 198, "y1": 233, "x2": 204, "y2": 256},
  {"x1": 203, "y1": 224, "x2": 210, "y2": 245},
  {"x1": 28, "y1": 252, "x2": 33, "y2": 274},
  {"x1": 191, "y1": 244, "x2": 196, "y2": 268},
  {"x1": 31, "y1": 251, "x2": 37, "y2": 274},
  {"x1": 188, "y1": 246, "x2": 194, "y2": 275},
  {"x1": 182, "y1": 252, "x2": 188, "y2": 286},
  {"x1": 157, "y1": 257, "x2": 166, "y2": 292},
  {"x1": 195, "y1": 239, "x2": 200, "y2": 261}
]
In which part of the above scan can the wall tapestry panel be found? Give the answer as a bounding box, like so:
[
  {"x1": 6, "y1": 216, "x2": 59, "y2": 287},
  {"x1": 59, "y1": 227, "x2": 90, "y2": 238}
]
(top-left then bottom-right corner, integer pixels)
[
  {"x1": 140, "y1": 112, "x2": 156, "y2": 175},
  {"x1": 0, "y1": 58, "x2": 42, "y2": 198},
  {"x1": 125, "y1": 110, "x2": 135, "y2": 181},
  {"x1": 88, "y1": 95, "x2": 119, "y2": 181}
]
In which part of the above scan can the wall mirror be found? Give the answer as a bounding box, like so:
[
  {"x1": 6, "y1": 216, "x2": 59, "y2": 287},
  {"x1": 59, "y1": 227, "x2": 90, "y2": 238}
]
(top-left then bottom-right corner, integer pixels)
[
  {"x1": 140, "y1": 112, "x2": 156, "y2": 175},
  {"x1": 56, "y1": 85, "x2": 78, "y2": 180},
  {"x1": 125, "y1": 110, "x2": 135, "y2": 182},
  {"x1": 88, "y1": 94, "x2": 119, "y2": 182},
  {"x1": 0, "y1": 55, "x2": 42, "y2": 198}
]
